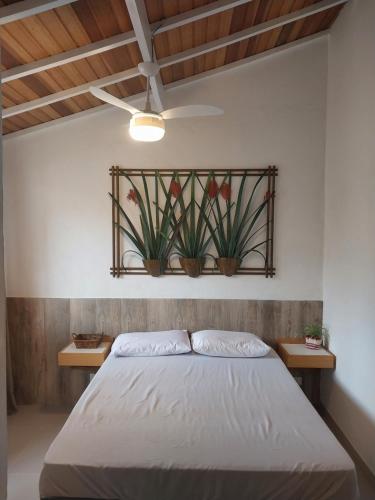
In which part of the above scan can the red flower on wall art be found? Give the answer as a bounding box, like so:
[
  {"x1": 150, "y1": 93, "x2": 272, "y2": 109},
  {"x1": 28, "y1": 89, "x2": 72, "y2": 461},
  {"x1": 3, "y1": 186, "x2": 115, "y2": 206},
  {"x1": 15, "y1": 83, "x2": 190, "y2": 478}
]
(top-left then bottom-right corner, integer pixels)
[
  {"x1": 169, "y1": 179, "x2": 182, "y2": 198},
  {"x1": 264, "y1": 191, "x2": 272, "y2": 201},
  {"x1": 220, "y1": 182, "x2": 231, "y2": 201},
  {"x1": 207, "y1": 179, "x2": 219, "y2": 198},
  {"x1": 127, "y1": 189, "x2": 138, "y2": 204}
]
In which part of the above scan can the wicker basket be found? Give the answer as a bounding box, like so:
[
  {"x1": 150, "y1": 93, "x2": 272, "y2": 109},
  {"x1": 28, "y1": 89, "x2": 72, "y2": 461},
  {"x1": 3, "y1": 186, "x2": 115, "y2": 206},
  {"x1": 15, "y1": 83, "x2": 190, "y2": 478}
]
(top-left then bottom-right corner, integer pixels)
[
  {"x1": 216, "y1": 257, "x2": 241, "y2": 276},
  {"x1": 179, "y1": 257, "x2": 205, "y2": 278},
  {"x1": 72, "y1": 332, "x2": 104, "y2": 349}
]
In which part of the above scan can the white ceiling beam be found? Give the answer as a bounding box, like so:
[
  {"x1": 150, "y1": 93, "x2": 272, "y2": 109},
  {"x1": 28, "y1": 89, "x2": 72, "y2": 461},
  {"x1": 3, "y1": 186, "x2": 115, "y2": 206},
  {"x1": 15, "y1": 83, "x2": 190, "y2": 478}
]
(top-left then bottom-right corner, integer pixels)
[
  {"x1": 2, "y1": 0, "x2": 250, "y2": 83},
  {"x1": 159, "y1": 0, "x2": 347, "y2": 68},
  {"x1": 3, "y1": 90, "x2": 148, "y2": 139},
  {"x1": 1, "y1": 31, "x2": 137, "y2": 83},
  {"x1": 2, "y1": 67, "x2": 140, "y2": 118},
  {"x1": 3, "y1": 31, "x2": 327, "y2": 140},
  {"x1": 166, "y1": 31, "x2": 327, "y2": 88},
  {"x1": 0, "y1": 0, "x2": 78, "y2": 25},
  {"x1": 3, "y1": 0, "x2": 343, "y2": 118},
  {"x1": 125, "y1": 0, "x2": 165, "y2": 111},
  {"x1": 155, "y1": 0, "x2": 252, "y2": 34}
]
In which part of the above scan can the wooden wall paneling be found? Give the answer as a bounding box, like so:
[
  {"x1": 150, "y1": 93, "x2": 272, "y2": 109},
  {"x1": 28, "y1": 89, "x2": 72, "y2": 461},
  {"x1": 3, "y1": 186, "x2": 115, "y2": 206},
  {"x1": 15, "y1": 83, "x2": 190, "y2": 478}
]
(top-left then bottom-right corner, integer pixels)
[
  {"x1": 120, "y1": 299, "x2": 148, "y2": 332},
  {"x1": 138, "y1": 299, "x2": 175, "y2": 332},
  {"x1": 44, "y1": 298, "x2": 71, "y2": 409},
  {"x1": 282, "y1": 300, "x2": 301, "y2": 337},
  {"x1": 194, "y1": 299, "x2": 222, "y2": 331},
  {"x1": 303, "y1": 299, "x2": 323, "y2": 326},
  {"x1": 7, "y1": 298, "x2": 46, "y2": 405},
  {"x1": 67, "y1": 299, "x2": 98, "y2": 408},
  {"x1": 193, "y1": 299, "x2": 252, "y2": 333},
  {"x1": 156, "y1": 298, "x2": 195, "y2": 332},
  {"x1": 226, "y1": 300, "x2": 257, "y2": 332},
  {"x1": 270, "y1": 299, "x2": 284, "y2": 336},
  {"x1": 243, "y1": 300, "x2": 258, "y2": 333},
  {"x1": 180, "y1": 299, "x2": 199, "y2": 332},
  {"x1": 287, "y1": 300, "x2": 309, "y2": 337},
  {"x1": 146, "y1": 299, "x2": 187, "y2": 331},
  {"x1": 257, "y1": 300, "x2": 323, "y2": 346},
  {"x1": 220, "y1": 300, "x2": 239, "y2": 331},
  {"x1": 179, "y1": 299, "x2": 196, "y2": 330},
  {"x1": 69, "y1": 298, "x2": 97, "y2": 333},
  {"x1": 7, "y1": 298, "x2": 323, "y2": 408},
  {"x1": 96, "y1": 298, "x2": 121, "y2": 336},
  {"x1": 195, "y1": 299, "x2": 221, "y2": 331},
  {"x1": 254, "y1": 300, "x2": 272, "y2": 339},
  {"x1": 173, "y1": 299, "x2": 191, "y2": 330},
  {"x1": 205, "y1": 299, "x2": 225, "y2": 330},
  {"x1": 280, "y1": 301, "x2": 303, "y2": 337},
  {"x1": 217, "y1": 299, "x2": 238, "y2": 330},
  {"x1": 257, "y1": 300, "x2": 274, "y2": 339},
  {"x1": 256, "y1": 300, "x2": 287, "y2": 341}
]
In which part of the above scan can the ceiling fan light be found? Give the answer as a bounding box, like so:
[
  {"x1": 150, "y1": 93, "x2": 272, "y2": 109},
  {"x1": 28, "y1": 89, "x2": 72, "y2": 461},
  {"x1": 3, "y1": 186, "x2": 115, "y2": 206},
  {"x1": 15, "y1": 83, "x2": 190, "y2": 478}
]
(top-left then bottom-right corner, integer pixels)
[{"x1": 129, "y1": 113, "x2": 165, "y2": 142}]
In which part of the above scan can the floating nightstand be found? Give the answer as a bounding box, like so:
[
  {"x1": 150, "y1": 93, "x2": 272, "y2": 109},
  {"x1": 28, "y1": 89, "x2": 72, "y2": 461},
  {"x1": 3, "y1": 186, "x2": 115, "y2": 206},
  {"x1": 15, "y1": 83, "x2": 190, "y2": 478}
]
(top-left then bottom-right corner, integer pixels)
[
  {"x1": 276, "y1": 338, "x2": 335, "y2": 411},
  {"x1": 58, "y1": 336, "x2": 113, "y2": 369}
]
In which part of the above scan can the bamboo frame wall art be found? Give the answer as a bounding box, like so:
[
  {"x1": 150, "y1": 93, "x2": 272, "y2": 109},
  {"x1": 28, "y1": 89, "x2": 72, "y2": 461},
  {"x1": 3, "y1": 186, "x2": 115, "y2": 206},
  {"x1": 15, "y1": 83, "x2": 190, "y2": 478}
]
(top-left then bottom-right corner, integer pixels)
[{"x1": 110, "y1": 166, "x2": 277, "y2": 278}]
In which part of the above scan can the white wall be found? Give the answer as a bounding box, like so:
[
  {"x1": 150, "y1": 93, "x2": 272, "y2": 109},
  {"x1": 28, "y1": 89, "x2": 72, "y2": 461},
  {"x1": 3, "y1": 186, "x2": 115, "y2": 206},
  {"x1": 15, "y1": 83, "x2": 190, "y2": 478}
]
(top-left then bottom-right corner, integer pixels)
[
  {"x1": 3, "y1": 38, "x2": 327, "y2": 300},
  {"x1": 322, "y1": 0, "x2": 375, "y2": 474}
]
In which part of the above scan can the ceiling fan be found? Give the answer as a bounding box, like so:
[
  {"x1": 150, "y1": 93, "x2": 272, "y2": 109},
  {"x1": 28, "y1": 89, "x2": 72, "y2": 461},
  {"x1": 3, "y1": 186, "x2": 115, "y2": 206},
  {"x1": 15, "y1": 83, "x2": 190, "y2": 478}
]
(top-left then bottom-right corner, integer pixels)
[{"x1": 89, "y1": 61, "x2": 223, "y2": 142}]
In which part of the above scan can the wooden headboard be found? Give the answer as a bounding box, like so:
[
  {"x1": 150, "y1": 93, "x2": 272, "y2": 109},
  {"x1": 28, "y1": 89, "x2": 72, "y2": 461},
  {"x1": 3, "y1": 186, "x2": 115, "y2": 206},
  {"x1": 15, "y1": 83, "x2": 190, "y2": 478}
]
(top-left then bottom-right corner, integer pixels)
[{"x1": 7, "y1": 298, "x2": 322, "y2": 409}]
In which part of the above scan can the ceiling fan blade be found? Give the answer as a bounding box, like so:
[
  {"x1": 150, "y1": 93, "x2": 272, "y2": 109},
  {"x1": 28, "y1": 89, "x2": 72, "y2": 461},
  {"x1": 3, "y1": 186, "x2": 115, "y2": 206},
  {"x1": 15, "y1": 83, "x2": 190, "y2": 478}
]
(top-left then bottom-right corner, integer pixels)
[
  {"x1": 161, "y1": 105, "x2": 224, "y2": 120},
  {"x1": 89, "y1": 87, "x2": 140, "y2": 115}
]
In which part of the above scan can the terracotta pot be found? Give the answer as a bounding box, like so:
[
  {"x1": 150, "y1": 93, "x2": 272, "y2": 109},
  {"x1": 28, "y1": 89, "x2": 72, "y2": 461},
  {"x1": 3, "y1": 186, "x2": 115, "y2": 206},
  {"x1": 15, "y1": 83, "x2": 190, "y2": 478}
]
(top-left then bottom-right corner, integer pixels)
[
  {"x1": 216, "y1": 257, "x2": 241, "y2": 277},
  {"x1": 143, "y1": 259, "x2": 167, "y2": 277},
  {"x1": 179, "y1": 257, "x2": 205, "y2": 278},
  {"x1": 305, "y1": 336, "x2": 322, "y2": 350}
]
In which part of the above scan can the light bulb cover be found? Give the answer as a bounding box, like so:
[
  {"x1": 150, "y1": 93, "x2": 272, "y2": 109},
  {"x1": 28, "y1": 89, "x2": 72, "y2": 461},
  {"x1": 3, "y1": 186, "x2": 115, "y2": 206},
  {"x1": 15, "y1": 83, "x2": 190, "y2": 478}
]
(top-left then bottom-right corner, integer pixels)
[{"x1": 129, "y1": 112, "x2": 165, "y2": 142}]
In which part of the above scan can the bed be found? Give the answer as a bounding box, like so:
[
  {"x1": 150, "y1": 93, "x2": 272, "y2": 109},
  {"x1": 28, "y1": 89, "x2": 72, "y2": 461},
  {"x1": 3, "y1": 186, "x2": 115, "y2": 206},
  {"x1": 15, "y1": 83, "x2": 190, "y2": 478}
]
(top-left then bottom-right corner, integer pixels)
[{"x1": 40, "y1": 350, "x2": 359, "y2": 500}]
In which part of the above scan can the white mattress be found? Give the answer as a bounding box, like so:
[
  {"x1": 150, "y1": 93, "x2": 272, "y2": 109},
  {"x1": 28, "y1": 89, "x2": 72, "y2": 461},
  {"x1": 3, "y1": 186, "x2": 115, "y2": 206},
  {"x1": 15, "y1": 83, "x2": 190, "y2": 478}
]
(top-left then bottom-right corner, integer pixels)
[{"x1": 40, "y1": 351, "x2": 358, "y2": 500}]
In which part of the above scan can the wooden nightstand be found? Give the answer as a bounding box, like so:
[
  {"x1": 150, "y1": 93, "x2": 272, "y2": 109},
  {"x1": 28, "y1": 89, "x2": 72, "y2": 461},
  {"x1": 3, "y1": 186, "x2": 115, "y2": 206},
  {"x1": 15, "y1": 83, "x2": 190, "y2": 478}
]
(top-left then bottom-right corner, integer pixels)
[
  {"x1": 58, "y1": 336, "x2": 113, "y2": 368},
  {"x1": 276, "y1": 338, "x2": 335, "y2": 411}
]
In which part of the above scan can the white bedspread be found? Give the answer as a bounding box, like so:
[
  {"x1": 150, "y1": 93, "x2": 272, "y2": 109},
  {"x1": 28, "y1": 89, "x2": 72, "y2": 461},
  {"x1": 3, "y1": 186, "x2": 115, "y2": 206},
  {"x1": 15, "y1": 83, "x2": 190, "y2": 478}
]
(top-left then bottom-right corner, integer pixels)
[{"x1": 40, "y1": 351, "x2": 358, "y2": 500}]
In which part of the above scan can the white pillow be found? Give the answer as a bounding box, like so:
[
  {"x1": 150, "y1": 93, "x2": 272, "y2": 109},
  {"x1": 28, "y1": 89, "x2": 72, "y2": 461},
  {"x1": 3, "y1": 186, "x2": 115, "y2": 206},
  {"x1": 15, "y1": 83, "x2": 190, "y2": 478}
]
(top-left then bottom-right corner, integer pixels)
[
  {"x1": 111, "y1": 330, "x2": 191, "y2": 357},
  {"x1": 191, "y1": 329, "x2": 270, "y2": 358}
]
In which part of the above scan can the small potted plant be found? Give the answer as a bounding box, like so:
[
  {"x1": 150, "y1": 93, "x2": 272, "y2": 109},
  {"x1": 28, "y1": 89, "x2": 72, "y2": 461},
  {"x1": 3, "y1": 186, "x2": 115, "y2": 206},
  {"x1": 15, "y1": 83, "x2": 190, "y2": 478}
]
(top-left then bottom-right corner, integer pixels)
[{"x1": 304, "y1": 324, "x2": 327, "y2": 349}]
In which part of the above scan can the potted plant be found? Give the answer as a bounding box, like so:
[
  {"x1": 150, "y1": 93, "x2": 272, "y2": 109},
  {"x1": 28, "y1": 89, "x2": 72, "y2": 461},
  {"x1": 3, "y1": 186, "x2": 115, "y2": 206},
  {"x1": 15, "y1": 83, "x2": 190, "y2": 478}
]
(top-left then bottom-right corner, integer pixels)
[
  {"x1": 110, "y1": 171, "x2": 188, "y2": 277},
  {"x1": 304, "y1": 324, "x2": 328, "y2": 349},
  {"x1": 200, "y1": 171, "x2": 271, "y2": 276},
  {"x1": 167, "y1": 173, "x2": 214, "y2": 277}
]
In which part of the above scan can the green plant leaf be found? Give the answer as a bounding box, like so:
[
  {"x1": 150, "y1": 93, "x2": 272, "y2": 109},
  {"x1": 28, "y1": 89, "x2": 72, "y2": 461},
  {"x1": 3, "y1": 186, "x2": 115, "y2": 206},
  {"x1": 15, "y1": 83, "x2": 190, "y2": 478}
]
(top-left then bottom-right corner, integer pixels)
[
  {"x1": 237, "y1": 198, "x2": 268, "y2": 252},
  {"x1": 198, "y1": 204, "x2": 222, "y2": 256},
  {"x1": 240, "y1": 240, "x2": 269, "y2": 259},
  {"x1": 109, "y1": 193, "x2": 144, "y2": 250},
  {"x1": 116, "y1": 224, "x2": 146, "y2": 257},
  {"x1": 141, "y1": 171, "x2": 156, "y2": 249},
  {"x1": 155, "y1": 174, "x2": 160, "y2": 232},
  {"x1": 123, "y1": 175, "x2": 153, "y2": 251}
]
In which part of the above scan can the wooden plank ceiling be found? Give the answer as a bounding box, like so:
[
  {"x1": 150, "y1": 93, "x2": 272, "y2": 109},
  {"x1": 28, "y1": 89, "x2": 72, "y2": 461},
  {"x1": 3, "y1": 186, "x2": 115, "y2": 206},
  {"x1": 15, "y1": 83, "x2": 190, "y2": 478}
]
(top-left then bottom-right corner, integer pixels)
[{"x1": 0, "y1": 0, "x2": 345, "y2": 135}]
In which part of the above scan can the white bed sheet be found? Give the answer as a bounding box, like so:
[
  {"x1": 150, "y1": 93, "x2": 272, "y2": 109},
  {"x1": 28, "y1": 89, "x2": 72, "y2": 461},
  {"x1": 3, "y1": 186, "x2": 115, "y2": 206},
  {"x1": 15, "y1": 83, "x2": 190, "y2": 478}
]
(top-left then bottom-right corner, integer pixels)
[{"x1": 40, "y1": 351, "x2": 358, "y2": 500}]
